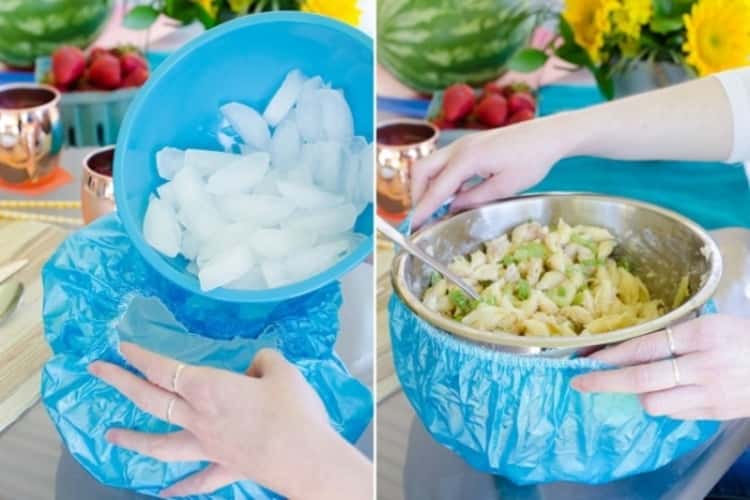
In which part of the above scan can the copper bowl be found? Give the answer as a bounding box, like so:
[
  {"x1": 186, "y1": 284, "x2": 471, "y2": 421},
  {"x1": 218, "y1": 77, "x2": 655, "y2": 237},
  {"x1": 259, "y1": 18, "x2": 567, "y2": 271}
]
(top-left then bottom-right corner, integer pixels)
[
  {"x1": 81, "y1": 145, "x2": 115, "y2": 224},
  {"x1": 376, "y1": 118, "x2": 439, "y2": 218},
  {"x1": 0, "y1": 83, "x2": 62, "y2": 184}
]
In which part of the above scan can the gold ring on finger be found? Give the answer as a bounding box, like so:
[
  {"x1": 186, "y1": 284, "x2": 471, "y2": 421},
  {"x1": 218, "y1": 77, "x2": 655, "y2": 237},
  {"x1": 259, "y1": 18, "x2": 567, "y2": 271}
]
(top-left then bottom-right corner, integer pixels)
[
  {"x1": 171, "y1": 363, "x2": 186, "y2": 393},
  {"x1": 671, "y1": 357, "x2": 681, "y2": 387},
  {"x1": 166, "y1": 397, "x2": 177, "y2": 424},
  {"x1": 665, "y1": 326, "x2": 677, "y2": 358}
]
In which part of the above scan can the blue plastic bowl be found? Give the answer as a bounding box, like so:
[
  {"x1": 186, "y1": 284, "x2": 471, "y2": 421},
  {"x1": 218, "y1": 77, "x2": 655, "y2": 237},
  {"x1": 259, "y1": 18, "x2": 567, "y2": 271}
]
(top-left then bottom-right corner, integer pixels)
[{"x1": 114, "y1": 12, "x2": 373, "y2": 303}]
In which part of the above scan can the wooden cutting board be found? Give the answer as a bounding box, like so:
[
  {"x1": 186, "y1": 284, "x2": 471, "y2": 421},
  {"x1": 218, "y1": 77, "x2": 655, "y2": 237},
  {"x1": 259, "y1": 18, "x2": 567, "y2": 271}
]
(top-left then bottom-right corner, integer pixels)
[{"x1": 0, "y1": 221, "x2": 67, "y2": 430}]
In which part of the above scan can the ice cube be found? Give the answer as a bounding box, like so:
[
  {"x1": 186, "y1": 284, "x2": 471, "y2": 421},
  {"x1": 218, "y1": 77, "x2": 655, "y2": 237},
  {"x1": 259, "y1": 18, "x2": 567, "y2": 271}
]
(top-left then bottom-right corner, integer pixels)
[
  {"x1": 225, "y1": 266, "x2": 267, "y2": 290},
  {"x1": 319, "y1": 89, "x2": 354, "y2": 142},
  {"x1": 250, "y1": 228, "x2": 316, "y2": 259},
  {"x1": 186, "y1": 261, "x2": 199, "y2": 276},
  {"x1": 217, "y1": 118, "x2": 241, "y2": 153},
  {"x1": 177, "y1": 199, "x2": 228, "y2": 242},
  {"x1": 181, "y1": 230, "x2": 200, "y2": 260},
  {"x1": 313, "y1": 141, "x2": 346, "y2": 193},
  {"x1": 285, "y1": 203, "x2": 357, "y2": 235},
  {"x1": 143, "y1": 196, "x2": 182, "y2": 258},
  {"x1": 198, "y1": 245, "x2": 254, "y2": 292},
  {"x1": 270, "y1": 117, "x2": 300, "y2": 171},
  {"x1": 284, "y1": 163, "x2": 313, "y2": 184},
  {"x1": 261, "y1": 259, "x2": 291, "y2": 288},
  {"x1": 156, "y1": 147, "x2": 184, "y2": 180},
  {"x1": 358, "y1": 142, "x2": 374, "y2": 204},
  {"x1": 184, "y1": 149, "x2": 243, "y2": 177},
  {"x1": 206, "y1": 152, "x2": 270, "y2": 195},
  {"x1": 253, "y1": 170, "x2": 281, "y2": 196},
  {"x1": 170, "y1": 165, "x2": 210, "y2": 211},
  {"x1": 295, "y1": 76, "x2": 324, "y2": 142},
  {"x1": 285, "y1": 237, "x2": 352, "y2": 282},
  {"x1": 221, "y1": 102, "x2": 271, "y2": 151},
  {"x1": 196, "y1": 222, "x2": 256, "y2": 266},
  {"x1": 216, "y1": 194, "x2": 296, "y2": 226},
  {"x1": 318, "y1": 231, "x2": 366, "y2": 251},
  {"x1": 263, "y1": 69, "x2": 306, "y2": 127},
  {"x1": 156, "y1": 181, "x2": 178, "y2": 209},
  {"x1": 276, "y1": 180, "x2": 345, "y2": 209}
]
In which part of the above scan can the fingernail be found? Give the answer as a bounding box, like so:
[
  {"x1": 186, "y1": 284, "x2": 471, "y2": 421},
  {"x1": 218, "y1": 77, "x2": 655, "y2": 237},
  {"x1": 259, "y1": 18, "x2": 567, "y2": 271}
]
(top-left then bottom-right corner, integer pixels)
[
  {"x1": 570, "y1": 377, "x2": 584, "y2": 391},
  {"x1": 105, "y1": 429, "x2": 119, "y2": 443},
  {"x1": 87, "y1": 362, "x2": 101, "y2": 376}
]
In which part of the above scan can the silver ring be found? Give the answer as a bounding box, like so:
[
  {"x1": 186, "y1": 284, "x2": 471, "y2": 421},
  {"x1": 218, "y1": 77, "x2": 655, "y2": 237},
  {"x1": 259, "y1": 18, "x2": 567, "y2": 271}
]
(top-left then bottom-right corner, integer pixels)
[
  {"x1": 171, "y1": 363, "x2": 186, "y2": 393},
  {"x1": 671, "y1": 357, "x2": 681, "y2": 387},
  {"x1": 166, "y1": 397, "x2": 176, "y2": 424},
  {"x1": 665, "y1": 326, "x2": 677, "y2": 357}
]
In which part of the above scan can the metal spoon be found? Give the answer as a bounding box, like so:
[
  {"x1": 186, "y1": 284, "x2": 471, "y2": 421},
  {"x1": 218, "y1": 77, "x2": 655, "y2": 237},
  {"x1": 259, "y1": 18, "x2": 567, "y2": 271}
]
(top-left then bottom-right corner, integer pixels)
[
  {"x1": 0, "y1": 281, "x2": 23, "y2": 324},
  {"x1": 376, "y1": 216, "x2": 481, "y2": 301}
]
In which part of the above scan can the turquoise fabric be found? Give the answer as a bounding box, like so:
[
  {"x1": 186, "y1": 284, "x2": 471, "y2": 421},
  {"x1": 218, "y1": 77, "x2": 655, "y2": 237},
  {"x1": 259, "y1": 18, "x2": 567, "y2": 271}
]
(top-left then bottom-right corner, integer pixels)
[{"x1": 531, "y1": 84, "x2": 750, "y2": 230}]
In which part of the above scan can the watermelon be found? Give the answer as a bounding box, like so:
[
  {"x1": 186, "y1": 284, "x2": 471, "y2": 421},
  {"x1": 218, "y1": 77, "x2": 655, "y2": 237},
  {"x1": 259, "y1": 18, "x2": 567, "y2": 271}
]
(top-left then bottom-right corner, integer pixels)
[
  {"x1": 0, "y1": 0, "x2": 114, "y2": 68},
  {"x1": 378, "y1": 0, "x2": 536, "y2": 93}
]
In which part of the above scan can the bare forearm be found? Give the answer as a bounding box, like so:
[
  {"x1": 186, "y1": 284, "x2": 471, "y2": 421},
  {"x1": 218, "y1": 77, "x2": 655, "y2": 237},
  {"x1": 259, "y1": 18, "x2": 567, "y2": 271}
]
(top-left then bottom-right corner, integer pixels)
[
  {"x1": 291, "y1": 429, "x2": 372, "y2": 500},
  {"x1": 553, "y1": 76, "x2": 734, "y2": 162}
]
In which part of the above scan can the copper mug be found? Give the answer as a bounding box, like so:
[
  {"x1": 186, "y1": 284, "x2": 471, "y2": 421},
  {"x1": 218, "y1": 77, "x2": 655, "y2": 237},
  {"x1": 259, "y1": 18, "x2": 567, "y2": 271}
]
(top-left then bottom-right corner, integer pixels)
[
  {"x1": 376, "y1": 119, "x2": 439, "y2": 219},
  {"x1": 0, "y1": 83, "x2": 62, "y2": 184},
  {"x1": 81, "y1": 145, "x2": 115, "y2": 224}
]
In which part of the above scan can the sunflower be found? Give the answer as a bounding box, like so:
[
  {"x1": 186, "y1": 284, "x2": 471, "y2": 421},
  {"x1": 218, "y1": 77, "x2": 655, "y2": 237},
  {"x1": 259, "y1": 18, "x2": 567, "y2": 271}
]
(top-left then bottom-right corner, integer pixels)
[
  {"x1": 301, "y1": 0, "x2": 361, "y2": 27},
  {"x1": 563, "y1": 0, "x2": 620, "y2": 65},
  {"x1": 684, "y1": 0, "x2": 750, "y2": 76},
  {"x1": 612, "y1": 0, "x2": 652, "y2": 39}
]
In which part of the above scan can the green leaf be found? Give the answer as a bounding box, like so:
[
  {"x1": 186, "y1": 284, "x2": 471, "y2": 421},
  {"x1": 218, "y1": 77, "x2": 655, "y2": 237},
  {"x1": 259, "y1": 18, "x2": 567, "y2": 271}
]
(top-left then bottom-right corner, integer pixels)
[
  {"x1": 165, "y1": 0, "x2": 198, "y2": 23},
  {"x1": 595, "y1": 68, "x2": 615, "y2": 100},
  {"x1": 228, "y1": 0, "x2": 253, "y2": 13},
  {"x1": 507, "y1": 48, "x2": 549, "y2": 73},
  {"x1": 123, "y1": 5, "x2": 159, "y2": 30},
  {"x1": 654, "y1": 0, "x2": 693, "y2": 17},
  {"x1": 650, "y1": 15, "x2": 684, "y2": 34},
  {"x1": 558, "y1": 17, "x2": 575, "y2": 44},
  {"x1": 556, "y1": 42, "x2": 591, "y2": 68}
]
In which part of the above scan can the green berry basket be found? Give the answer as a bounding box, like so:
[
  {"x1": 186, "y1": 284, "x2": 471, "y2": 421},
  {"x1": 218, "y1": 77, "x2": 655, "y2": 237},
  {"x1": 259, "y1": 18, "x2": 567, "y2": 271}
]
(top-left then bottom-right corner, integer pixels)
[{"x1": 34, "y1": 53, "x2": 163, "y2": 147}]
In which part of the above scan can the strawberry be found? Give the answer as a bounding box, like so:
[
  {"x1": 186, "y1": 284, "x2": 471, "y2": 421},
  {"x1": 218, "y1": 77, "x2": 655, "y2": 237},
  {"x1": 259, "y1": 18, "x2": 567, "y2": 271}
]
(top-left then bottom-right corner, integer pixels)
[
  {"x1": 483, "y1": 81, "x2": 504, "y2": 96},
  {"x1": 442, "y1": 83, "x2": 475, "y2": 122},
  {"x1": 507, "y1": 109, "x2": 535, "y2": 125},
  {"x1": 431, "y1": 115, "x2": 455, "y2": 130},
  {"x1": 121, "y1": 66, "x2": 149, "y2": 88},
  {"x1": 508, "y1": 92, "x2": 536, "y2": 114},
  {"x1": 475, "y1": 94, "x2": 508, "y2": 127},
  {"x1": 51, "y1": 46, "x2": 85, "y2": 88},
  {"x1": 119, "y1": 52, "x2": 148, "y2": 76},
  {"x1": 88, "y1": 47, "x2": 109, "y2": 64},
  {"x1": 87, "y1": 53, "x2": 122, "y2": 89}
]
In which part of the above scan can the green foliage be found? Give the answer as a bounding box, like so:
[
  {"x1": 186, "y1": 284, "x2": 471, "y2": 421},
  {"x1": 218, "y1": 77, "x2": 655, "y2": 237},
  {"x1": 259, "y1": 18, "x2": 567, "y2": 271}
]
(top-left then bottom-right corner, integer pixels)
[
  {"x1": 123, "y1": 5, "x2": 160, "y2": 29},
  {"x1": 126, "y1": 0, "x2": 302, "y2": 30},
  {"x1": 507, "y1": 48, "x2": 548, "y2": 72}
]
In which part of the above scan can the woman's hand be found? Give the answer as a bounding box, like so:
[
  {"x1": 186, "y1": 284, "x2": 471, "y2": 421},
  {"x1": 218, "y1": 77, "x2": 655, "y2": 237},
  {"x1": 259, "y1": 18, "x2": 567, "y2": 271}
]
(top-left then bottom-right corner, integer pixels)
[
  {"x1": 89, "y1": 343, "x2": 372, "y2": 499},
  {"x1": 411, "y1": 116, "x2": 571, "y2": 226},
  {"x1": 572, "y1": 314, "x2": 750, "y2": 421}
]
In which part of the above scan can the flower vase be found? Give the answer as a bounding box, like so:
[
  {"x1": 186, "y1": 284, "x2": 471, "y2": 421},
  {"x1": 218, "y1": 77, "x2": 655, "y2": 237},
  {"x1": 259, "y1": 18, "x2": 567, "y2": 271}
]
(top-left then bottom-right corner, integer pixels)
[{"x1": 613, "y1": 60, "x2": 692, "y2": 98}]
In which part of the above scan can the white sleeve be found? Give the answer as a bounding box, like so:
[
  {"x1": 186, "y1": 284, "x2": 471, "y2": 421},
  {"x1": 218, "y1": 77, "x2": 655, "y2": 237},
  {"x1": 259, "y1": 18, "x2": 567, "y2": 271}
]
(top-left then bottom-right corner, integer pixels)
[{"x1": 715, "y1": 67, "x2": 750, "y2": 163}]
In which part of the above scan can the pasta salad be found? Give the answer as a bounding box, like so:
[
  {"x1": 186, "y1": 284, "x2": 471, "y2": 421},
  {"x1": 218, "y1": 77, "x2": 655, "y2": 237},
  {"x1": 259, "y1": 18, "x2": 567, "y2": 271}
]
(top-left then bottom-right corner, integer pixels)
[{"x1": 422, "y1": 219, "x2": 678, "y2": 337}]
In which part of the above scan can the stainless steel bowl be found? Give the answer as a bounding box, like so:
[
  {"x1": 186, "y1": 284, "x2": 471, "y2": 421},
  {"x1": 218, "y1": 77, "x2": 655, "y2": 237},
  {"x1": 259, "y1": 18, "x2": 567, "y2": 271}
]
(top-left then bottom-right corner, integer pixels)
[{"x1": 392, "y1": 193, "x2": 722, "y2": 356}]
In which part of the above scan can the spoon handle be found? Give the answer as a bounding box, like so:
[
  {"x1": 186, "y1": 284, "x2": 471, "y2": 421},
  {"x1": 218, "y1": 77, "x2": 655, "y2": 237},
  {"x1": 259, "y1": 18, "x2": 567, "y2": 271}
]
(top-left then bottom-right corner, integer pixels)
[{"x1": 375, "y1": 217, "x2": 481, "y2": 301}]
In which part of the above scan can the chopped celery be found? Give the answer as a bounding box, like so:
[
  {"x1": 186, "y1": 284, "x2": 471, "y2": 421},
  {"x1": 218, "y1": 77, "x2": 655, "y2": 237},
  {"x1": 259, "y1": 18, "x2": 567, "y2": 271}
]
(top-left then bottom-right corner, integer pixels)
[{"x1": 515, "y1": 280, "x2": 531, "y2": 300}]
